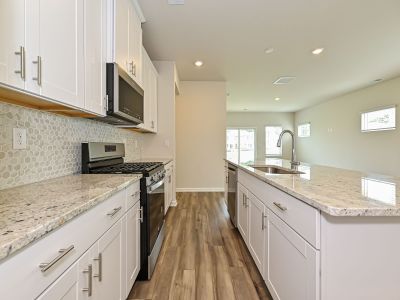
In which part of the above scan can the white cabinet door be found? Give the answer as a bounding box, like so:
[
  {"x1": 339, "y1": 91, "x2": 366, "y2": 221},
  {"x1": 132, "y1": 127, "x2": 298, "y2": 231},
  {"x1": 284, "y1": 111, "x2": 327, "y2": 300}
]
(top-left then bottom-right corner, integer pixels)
[
  {"x1": 0, "y1": 0, "x2": 26, "y2": 89},
  {"x1": 164, "y1": 165, "x2": 172, "y2": 214},
  {"x1": 77, "y1": 244, "x2": 99, "y2": 300},
  {"x1": 224, "y1": 166, "x2": 228, "y2": 205},
  {"x1": 37, "y1": 263, "x2": 79, "y2": 300},
  {"x1": 98, "y1": 219, "x2": 124, "y2": 300},
  {"x1": 237, "y1": 183, "x2": 249, "y2": 244},
  {"x1": 34, "y1": 0, "x2": 84, "y2": 107},
  {"x1": 248, "y1": 192, "x2": 266, "y2": 277},
  {"x1": 114, "y1": 0, "x2": 129, "y2": 73},
  {"x1": 126, "y1": 201, "x2": 141, "y2": 295},
  {"x1": 267, "y1": 211, "x2": 320, "y2": 300},
  {"x1": 84, "y1": 0, "x2": 106, "y2": 115},
  {"x1": 128, "y1": 4, "x2": 142, "y2": 84}
]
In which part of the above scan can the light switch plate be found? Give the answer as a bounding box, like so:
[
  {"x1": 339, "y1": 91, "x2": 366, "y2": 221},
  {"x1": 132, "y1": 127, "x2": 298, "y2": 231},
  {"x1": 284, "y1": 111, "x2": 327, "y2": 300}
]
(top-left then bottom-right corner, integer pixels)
[{"x1": 13, "y1": 128, "x2": 27, "y2": 150}]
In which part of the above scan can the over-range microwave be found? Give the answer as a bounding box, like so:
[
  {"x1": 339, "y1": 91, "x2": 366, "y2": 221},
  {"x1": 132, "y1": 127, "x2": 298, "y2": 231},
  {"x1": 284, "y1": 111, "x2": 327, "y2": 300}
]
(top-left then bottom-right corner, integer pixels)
[{"x1": 97, "y1": 63, "x2": 144, "y2": 126}]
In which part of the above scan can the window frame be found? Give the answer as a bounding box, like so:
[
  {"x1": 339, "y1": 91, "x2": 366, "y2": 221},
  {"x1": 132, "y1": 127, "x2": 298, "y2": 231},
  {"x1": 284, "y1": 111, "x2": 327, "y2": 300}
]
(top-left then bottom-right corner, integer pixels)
[
  {"x1": 226, "y1": 127, "x2": 257, "y2": 163},
  {"x1": 361, "y1": 105, "x2": 396, "y2": 132},
  {"x1": 297, "y1": 122, "x2": 311, "y2": 138},
  {"x1": 264, "y1": 125, "x2": 283, "y2": 157}
]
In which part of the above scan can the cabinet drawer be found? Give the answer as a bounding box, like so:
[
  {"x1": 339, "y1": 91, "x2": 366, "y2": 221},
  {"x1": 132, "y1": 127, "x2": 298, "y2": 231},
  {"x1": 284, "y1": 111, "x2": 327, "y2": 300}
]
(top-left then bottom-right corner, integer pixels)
[
  {"x1": 0, "y1": 188, "x2": 126, "y2": 300},
  {"x1": 126, "y1": 180, "x2": 140, "y2": 209},
  {"x1": 238, "y1": 170, "x2": 320, "y2": 249}
]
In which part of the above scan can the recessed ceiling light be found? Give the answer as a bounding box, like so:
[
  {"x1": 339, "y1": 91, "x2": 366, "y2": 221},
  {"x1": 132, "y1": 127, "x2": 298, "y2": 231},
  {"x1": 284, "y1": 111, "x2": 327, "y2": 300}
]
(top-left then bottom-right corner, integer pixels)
[
  {"x1": 194, "y1": 60, "x2": 203, "y2": 67},
  {"x1": 168, "y1": 0, "x2": 184, "y2": 4},
  {"x1": 265, "y1": 48, "x2": 274, "y2": 54},
  {"x1": 274, "y1": 97, "x2": 280, "y2": 101},
  {"x1": 312, "y1": 48, "x2": 324, "y2": 55}
]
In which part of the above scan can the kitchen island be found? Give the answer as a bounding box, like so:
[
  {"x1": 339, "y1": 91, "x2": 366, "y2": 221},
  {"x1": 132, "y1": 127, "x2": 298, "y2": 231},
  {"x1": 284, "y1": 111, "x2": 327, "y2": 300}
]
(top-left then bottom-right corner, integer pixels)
[{"x1": 226, "y1": 158, "x2": 400, "y2": 300}]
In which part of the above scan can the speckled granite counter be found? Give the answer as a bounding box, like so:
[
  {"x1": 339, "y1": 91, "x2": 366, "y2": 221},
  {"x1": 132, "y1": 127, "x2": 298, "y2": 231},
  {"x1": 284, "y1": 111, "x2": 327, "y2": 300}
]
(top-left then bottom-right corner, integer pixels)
[
  {"x1": 0, "y1": 174, "x2": 141, "y2": 261},
  {"x1": 227, "y1": 158, "x2": 400, "y2": 217}
]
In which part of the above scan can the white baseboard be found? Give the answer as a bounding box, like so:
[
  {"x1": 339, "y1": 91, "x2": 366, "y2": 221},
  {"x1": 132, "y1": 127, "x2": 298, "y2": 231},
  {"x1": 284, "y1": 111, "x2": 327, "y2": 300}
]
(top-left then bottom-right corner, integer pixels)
[{"x1": 176, "y1": 187, "x2": 224, "y2": 192}]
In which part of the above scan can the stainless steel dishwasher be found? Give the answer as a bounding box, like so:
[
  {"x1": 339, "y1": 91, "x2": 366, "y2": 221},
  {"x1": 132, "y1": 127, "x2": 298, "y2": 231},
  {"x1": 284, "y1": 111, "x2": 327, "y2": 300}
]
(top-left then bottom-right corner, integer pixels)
[{"x1": 227, "y1": 163, "x2": 238, "y2": 226}]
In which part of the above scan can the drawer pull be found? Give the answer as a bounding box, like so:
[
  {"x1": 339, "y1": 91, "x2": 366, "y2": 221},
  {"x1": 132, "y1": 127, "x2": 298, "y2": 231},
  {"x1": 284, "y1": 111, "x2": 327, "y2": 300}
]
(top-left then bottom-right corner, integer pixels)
[
  {"x1": 93, "y1": 253, "x2": 102, "y2": 282},
  {"x1": 131, "y1": 191, "x2": 140, "y2": 198},
  {"x1": 262, "y1": 212, "x2": 267, "y2": 230},
  {"x1": 82, "y1": 264, "x2": 93, "y2": 296},
  {"x1": 273, "y1": 202, "x2": 287, "y2": 212},
  {"x1": 39, "y1": 245, "x2": 74, "y2": 273},
  {"x1": 107, "y1": 206, "x2": 122, "y2": 217}
]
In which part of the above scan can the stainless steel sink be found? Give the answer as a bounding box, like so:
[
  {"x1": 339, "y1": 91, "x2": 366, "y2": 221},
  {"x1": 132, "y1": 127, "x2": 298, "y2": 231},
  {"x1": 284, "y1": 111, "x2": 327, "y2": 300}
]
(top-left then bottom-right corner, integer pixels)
[{"x1": 249, "y1": 165, "x2": 305, "y2": 175}]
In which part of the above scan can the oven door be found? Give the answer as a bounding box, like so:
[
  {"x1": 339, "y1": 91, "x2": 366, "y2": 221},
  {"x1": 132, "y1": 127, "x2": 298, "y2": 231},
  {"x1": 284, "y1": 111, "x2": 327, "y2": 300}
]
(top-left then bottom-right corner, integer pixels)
[{"x1": 147, "y1": 179, "x2": 165, "y2": 251}]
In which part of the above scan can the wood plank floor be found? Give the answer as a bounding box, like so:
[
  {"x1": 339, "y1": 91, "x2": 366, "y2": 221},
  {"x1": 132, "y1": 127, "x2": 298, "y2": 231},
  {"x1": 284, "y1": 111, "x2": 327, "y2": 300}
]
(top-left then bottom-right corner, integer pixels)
[{"x1": 128, "y1": 192, "x2": 272, "y2": 300}]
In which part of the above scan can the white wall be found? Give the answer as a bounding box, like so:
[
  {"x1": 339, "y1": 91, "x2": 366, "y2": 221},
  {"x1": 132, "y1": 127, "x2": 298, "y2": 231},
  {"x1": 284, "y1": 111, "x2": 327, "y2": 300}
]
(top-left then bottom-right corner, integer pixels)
[
  {"x1": 295, "y1": 76, "x2": 400, "y2": 176},
  {"x1": 226, "y1": 112, "x2": 295, "y2": 161},
  {"x1": 176, "y1": 81, "x2": 227, "y2": 191}
]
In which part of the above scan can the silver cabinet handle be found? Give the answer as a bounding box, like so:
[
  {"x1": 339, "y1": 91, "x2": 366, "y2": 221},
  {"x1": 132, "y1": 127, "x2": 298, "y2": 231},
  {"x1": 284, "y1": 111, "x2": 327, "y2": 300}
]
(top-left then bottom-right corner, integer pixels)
[
  {"x1": 93, "y1": 253, "x2": 102, "y2": 282},
  {"x1": 82, "y1": 264, "x2": 93, "y2": 296},
  {"x1": 107, "y1": 206, "x2": 122, "y2": 217},
  {"x1": 242, "y1": 194, "x2": 245, "y2": 206},
  {"x1": 244, "y1": 195, "x2": 249, "y2": 208},
  {"x1": 33, "y1": 56, "x2": 42, "y2": 86},
  {"x1": 262, "y1": 212, "x2": 267, "y2": 230},
  {"x1": 14, "y1": 46, "x2": 25, "y2": 80},
  {"x1": 132, "y1": 63, "x2": 136, "y2": 76},
  {"x1": 39, "y1": 245, "x2": 74, "y2": 272},
  {"x1": 138, "y1": 206, "x2": 143, "y2": 223},
  {"x1": 131, "y1": 191, "x2": 140, "y2": 198},
  {"x1": 151, "y1": 121, "x2": 155, "y2": 129},
  {"x1": 273, "y1": 202, "x2": 287, "y2": 212}
]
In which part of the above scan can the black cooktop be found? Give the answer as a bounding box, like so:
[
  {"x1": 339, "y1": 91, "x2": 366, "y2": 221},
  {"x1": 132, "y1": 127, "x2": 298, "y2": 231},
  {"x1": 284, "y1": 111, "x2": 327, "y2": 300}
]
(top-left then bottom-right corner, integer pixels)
[{"x1": 91, "y1": 162, "x2": 162, "y2": 175}]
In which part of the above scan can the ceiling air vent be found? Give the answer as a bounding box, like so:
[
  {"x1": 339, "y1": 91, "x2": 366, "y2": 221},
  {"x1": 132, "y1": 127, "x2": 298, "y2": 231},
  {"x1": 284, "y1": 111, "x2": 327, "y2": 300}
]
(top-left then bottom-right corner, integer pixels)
[
  {"x1": 273, "y1": 76, "x2": 296, "y2": 85},
  {"x1": 168, "y1": 0, "x2": 184, "y2": 4}
]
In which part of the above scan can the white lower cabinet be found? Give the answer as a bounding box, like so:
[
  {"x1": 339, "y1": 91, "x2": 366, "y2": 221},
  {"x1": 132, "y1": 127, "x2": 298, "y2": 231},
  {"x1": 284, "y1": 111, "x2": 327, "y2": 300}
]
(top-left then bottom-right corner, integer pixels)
[
  {"x1": 247, "y1": 192, "x2": 267, "y2": 276},
  {"x1": 237, "y1": 183, "x2": 249, "y2": 244},
  {"x1": 2, "y1": 182, "x2": 141, "y2": 300},
  {"x1": 97, "y1": 219, "x2": 124, "y2": 300},
  {"x1": 125, "y1": 201, "x2": 141, "y2": 295},
  {"x1": 266, "y1": 211, "x2": 319, "y2": 300}
]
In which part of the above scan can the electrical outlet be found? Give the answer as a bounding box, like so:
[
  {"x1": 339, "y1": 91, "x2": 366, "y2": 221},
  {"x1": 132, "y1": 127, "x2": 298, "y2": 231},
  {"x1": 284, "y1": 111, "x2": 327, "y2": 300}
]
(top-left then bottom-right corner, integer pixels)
[{"x1": 13, "y1": 128, "x2": 27, "y2": 150}]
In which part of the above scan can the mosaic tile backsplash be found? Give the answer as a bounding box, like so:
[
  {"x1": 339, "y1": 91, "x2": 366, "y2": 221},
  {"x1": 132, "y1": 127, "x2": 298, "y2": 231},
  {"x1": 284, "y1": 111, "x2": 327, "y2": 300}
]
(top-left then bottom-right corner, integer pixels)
[{"x1": 0, "y1": 102, "x2": 142, "y2": 190}]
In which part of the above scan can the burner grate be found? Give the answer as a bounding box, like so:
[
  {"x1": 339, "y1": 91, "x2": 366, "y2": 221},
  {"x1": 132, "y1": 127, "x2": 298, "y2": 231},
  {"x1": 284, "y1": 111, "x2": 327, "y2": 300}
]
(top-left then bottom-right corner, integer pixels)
[{"x1": 91, "y1": 162, "x2": 162, "y2": 174}]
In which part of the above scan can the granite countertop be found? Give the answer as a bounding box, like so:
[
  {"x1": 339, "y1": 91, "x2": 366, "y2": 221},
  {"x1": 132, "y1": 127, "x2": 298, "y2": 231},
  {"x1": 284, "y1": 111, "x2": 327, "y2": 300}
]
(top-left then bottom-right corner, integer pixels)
[
  {"x1": 226, "y1": 158, "x2": 400, "y2": 217},
  {"x1": 132, "y1": 158, "x2": 173, "y2": 165},
  {"x1": 0, "y1": 174, "x2": 141, "y2": 261}
]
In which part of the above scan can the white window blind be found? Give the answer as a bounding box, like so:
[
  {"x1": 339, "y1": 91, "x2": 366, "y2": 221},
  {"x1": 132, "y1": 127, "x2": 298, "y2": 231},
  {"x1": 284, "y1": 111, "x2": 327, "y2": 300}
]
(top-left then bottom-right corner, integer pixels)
[
  {"x1": 265, "y1": 126, "x2": 282, "y2": 156},
  {"x1": 361, "y1": 106, "x2": 396, "y2": 132}
]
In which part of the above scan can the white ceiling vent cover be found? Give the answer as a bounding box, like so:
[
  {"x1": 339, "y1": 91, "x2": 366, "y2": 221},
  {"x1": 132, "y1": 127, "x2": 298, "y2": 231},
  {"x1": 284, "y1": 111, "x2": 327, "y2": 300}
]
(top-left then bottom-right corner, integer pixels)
[
  {"x1": 273, "y1": 76, "x2": 296, "y2": 85},
  {"x1": 168, "y1": 0, "x2": 184, "y2": 4}
]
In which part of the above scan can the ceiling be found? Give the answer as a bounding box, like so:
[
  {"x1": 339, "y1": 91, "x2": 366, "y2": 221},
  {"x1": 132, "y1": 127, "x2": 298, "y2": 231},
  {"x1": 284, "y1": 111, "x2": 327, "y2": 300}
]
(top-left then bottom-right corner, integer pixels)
[{"x1": 138, "y1": 0, "x2": 400, "y2": 112}]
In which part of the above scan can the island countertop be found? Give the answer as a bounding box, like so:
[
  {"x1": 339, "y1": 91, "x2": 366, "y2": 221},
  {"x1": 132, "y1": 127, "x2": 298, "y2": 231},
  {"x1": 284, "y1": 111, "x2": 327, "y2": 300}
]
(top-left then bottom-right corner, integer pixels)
[
  {"x1": 226, "y1": 158, "x2": 400, "y2": 217},
  {"x1": 0, "y1": 174, "x2": 142, "y2": 261}
]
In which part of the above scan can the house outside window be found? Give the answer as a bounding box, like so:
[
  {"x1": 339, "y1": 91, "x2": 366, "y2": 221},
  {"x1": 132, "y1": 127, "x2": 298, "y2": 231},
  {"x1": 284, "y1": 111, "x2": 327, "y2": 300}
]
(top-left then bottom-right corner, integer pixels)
[{"x1": 226, "y1": 128, "x2": 256, "y2": 164}]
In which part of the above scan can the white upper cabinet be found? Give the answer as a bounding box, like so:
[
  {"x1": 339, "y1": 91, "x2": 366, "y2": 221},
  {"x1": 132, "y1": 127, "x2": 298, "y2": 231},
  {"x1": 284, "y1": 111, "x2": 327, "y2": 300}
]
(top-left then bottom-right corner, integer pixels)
[
  {"x1": 109, "y1": 0, "x2": 143, "y2": 86},
  {"x1": 0, "y1": 0, "x2": 26, "y2": 90},
  {"x1": 84, "y1": 0, "x2": 107, "y2": 116},
  {"x1": 25, "y1": 0, "x2": 85, "y2": 107},
  {"x1": 138, "y1": 47, "x2": 158, "y2": 133}
]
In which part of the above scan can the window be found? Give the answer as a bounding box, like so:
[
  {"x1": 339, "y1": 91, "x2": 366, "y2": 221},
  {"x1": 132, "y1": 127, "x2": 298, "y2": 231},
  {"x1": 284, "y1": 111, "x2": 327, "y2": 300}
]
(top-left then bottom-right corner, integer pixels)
[
  {"x1": 265, "y1": 126, "x2": 282, "y2": 156},
  {"x1": 298, "y1": 123, "x2": 311, "y2": 137},
  {"x1": 361, "y1": 106, "x2": 396, "y2": 132},
  {"x1": 226, "y1": 128, "x2": 256, "y2": 164}
]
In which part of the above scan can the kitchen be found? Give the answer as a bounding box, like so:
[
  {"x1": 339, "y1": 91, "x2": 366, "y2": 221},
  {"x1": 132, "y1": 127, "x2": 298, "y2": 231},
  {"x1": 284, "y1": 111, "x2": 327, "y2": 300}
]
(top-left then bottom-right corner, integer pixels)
[{"x1": 0, "y1": 0, "x2": 400, "y2": 299}]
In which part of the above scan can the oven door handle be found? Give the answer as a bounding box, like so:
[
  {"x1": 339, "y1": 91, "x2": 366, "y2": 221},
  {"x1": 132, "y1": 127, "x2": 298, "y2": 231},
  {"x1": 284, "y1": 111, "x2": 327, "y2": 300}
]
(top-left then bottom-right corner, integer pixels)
[{"x1": 147, "y1": 179, "x2": 164, "y2": 193}]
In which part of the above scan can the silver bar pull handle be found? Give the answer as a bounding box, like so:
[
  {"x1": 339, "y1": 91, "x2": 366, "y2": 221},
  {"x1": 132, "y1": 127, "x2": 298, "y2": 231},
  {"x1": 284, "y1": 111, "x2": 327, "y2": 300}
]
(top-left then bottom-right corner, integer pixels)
[
  {"x1": 107, "y1": 206, "x2": 122, "y2": 217},
  {"x1": 245, "y1": 195, "x2": 249, "y2": 208},
  {"x1": 138, "y1": 206, "x2": 143, "y2": 223},
  {"x1": 132, "y1": 63, "x2": 136, "y2": 76},
  {"x1": 93, "y1": 253, "x2": 102, "y2": 282},
  {"x1": 82, "y1": 264, "x2": 93, "y2": 296},
  {"x1": 33, "y1": 56, "x2": 42, "y2": 86},
  {"x1": 39, "y1": 245, "x2": 74, "y2": 273},
  {"x1": 131, "y1": 191, "x2": 140, "y2": 198},
  {"x1": 14, "y1": 46, "x2": 25, "y2": 80},
  {"x1": 262, "y1": 212, "x2": 267, "y2": 230},
  {"x1": 273, "y1": 202, "x2": 287, "y2": 212}
]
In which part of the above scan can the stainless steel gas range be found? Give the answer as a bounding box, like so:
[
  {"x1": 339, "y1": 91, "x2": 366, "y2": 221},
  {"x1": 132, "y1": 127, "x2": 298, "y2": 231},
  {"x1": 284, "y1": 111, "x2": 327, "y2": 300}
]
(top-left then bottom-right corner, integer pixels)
[{"x1": 81, "y1": 142, "x2": 165, "y2": 280}]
